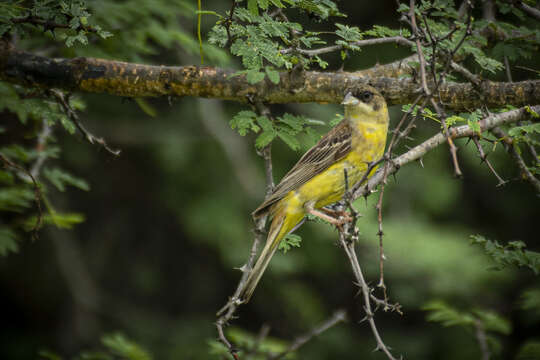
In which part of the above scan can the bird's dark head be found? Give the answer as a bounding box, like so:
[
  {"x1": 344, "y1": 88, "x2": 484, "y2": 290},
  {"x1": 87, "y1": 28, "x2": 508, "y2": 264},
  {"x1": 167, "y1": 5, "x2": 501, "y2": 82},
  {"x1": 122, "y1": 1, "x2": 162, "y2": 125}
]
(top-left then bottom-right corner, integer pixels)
[{"x1": 342, "y1": 87, "x2": 388, "y2": 124}]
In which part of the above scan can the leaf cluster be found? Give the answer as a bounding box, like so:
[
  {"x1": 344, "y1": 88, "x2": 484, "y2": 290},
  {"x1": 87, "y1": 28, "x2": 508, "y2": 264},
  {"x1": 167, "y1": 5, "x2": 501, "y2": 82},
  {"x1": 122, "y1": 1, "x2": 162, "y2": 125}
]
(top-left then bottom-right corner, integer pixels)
[
  {"x1": 470, "y1": 235, "x2": 540, "y2": 274},
  {"x1": 39, "y1": 333, "x2": 152, "y2": 360},
  {"x1": 230, "y1": 110, "x2": 320, "y2": 151},
  {"x1": 423, "y1": 300, "x2": 511, "y2": 355},
  {"x1": 0, "y1": 0, "x2": 111, "y2": 47},
  {"x1": 0, "y1": 83, "x2": 89, "y2": 256}
]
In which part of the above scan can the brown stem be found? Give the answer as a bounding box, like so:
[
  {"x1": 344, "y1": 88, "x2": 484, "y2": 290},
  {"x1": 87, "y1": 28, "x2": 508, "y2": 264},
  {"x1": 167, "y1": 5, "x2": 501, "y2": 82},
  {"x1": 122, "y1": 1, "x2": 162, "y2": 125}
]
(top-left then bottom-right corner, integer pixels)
[{"x1": 269, "y1": 310, "x2": 347, "y2": 360}]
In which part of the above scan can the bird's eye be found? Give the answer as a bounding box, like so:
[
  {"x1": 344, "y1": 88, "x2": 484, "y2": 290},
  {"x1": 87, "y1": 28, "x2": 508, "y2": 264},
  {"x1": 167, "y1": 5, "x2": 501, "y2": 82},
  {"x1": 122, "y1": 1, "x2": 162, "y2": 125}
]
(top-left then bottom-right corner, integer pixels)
[{"x1": 361, "y1": 91, "x2": 373, "y2": 102}]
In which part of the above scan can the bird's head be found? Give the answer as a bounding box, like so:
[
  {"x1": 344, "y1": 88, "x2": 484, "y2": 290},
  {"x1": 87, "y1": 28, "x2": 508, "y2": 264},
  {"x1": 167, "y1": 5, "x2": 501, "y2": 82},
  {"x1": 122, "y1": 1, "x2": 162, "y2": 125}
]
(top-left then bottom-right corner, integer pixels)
[{"x1": 342, "y1": 87, "x2": 388, "y2": 124}]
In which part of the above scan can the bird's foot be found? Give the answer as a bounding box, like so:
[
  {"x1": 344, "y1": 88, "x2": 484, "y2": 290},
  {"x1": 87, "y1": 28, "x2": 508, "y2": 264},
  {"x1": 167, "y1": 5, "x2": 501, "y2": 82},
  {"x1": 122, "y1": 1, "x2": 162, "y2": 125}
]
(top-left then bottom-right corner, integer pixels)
[{"x1": 306, "y1": 208, "x2": 353, "y2": 228}]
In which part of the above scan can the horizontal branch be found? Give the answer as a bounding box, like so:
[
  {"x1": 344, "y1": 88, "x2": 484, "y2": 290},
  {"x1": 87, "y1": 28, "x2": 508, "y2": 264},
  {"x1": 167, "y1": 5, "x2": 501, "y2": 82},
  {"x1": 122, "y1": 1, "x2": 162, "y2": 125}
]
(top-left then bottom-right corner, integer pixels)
[
  {"x1": 354, "y1": 105, "x2": 540, "y2": 199},
  {"x1": 280, "y1": 36, "x2": 414, "y2": 56},
  {"x1": 1, "y1": 41, "x2": 539, "y2": 110}
]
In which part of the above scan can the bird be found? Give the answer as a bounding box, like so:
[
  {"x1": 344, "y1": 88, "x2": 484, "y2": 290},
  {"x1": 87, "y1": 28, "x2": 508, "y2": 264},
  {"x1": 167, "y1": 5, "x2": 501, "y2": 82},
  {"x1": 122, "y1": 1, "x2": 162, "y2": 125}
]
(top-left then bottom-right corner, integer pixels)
[{"x1": 239, "y1": 87, "x2": 390, "y2": 302}]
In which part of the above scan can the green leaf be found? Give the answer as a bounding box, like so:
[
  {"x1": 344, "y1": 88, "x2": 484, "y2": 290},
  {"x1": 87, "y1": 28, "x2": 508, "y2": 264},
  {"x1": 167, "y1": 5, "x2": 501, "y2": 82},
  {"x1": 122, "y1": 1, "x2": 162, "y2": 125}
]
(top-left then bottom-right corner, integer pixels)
[
  {"x1": 0, "y1": 227, "x2": 18, "y2": 256},
  {"x1": 473, "y1": 310, "x2": 511, "y2": 335},
  {"x1": 37, "y1": 350, "x2": 63, "y2": 360},
  {"x1": 423, "y1": 301, "x2": 475, "y2": 327},
  {"x1": 230, "y1": 110, "x2": 260, "y2": 136},
  {"x1": 248, "y1": 0, "x2": 259, "y2": 16},
  {"x1": 277, "y1": 131, "x2": 301, "y2": 150},
  {"x1": 269, "y1": 0, "x2": 285, "y2": 8},
  {"x1": 134, "y1": 98, "x2": 158, "y2": 117},
  {"x1": 24, "y1": 212, "x2": 85, "y2": 231},
  {"x1": 246, "y1": 69, "x2": 266, "y2": 84},
  {"x1": 195, "y1": 10, "x2": 223, "y2": 18},
  {"x1": 521, "y1": 288, "x2": 540, "y2": 315},
  {"x1": 329, "y1": 113, "x2": 344, "y2": 126},
  {"x1": 44, "y1": 168, "x2": 90, "y2": 192},
  {"x1": 265, "y1": 66, "x2": 280, "y2": 84},
  {"x1": 256, "y1": 130, "x2": 277, "y2": 148},
  {"x1": 102, "y1": 333, "x2": 152, "y2": 360},
  {"x1": 516, "y1": 341, "x2": 540, "y2": 360},
  {"x1": 470, "y1": 235, "x2": 540, "y2": 274},
  {"x1": 445, "y1": 115, "x2": 465, "y2": 126},
  {"x1": 279, "y1": 233, "x2": 302, "y2": 253},
  {"x1": 466, "y1": 110, "x2": 482, "y2": 133},
  {"x1": 0, "y1": 186, "x2": 35, "y2": 212},
  {"x1": 335, "y1": 23, "x2": 362, "y2": 42},
  {"x1": 255, "y1": 116, "x2": 277, "y2": 148},
  {"x1": 278, "y1": 113, "x2": 305, "y2": 132}
]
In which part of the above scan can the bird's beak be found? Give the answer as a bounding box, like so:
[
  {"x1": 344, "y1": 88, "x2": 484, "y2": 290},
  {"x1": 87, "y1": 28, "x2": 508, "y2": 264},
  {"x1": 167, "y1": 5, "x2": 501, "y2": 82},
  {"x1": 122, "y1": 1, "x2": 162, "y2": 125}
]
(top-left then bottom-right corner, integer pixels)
[{"x1": 341, "y1": 92, "x2": 359, "y2": 105}]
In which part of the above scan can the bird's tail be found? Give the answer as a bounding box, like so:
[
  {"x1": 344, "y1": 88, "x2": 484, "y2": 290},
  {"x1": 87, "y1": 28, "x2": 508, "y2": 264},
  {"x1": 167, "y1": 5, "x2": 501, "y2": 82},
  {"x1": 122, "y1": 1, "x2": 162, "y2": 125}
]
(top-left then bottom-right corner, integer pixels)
[{"x1": 240, "y1": 209, "x2": 302, "y2": 302}]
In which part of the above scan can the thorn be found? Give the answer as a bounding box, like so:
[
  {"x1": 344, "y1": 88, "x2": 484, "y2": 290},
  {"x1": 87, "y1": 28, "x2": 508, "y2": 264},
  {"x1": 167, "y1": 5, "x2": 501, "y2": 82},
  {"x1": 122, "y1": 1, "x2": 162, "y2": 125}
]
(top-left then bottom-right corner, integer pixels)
[{"x1": 236, "y1": 264, "x2": 248, "y2": 272}]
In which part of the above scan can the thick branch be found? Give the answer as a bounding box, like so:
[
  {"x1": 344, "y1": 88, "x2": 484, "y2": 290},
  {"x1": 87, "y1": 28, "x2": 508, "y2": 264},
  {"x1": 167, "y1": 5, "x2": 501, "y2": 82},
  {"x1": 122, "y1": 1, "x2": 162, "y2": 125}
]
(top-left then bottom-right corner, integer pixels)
[{"x1": 1, "y1": 41, "x2": 538, "y2": 110}]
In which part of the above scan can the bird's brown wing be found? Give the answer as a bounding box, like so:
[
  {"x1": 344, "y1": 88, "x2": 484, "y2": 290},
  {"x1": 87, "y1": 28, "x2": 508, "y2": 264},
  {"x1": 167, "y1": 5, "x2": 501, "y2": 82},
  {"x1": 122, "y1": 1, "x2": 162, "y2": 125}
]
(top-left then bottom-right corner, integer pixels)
[{"x1": 252, "y1": 120, "x2": 353, "y2": 218}]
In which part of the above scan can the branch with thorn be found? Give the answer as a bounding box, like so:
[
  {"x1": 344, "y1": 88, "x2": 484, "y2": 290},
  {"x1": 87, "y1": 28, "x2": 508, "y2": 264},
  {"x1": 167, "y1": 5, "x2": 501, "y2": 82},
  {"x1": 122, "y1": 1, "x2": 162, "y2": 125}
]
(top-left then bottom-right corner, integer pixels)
[
  {"x1": 269, "y1": 310, "x2": 347, "y2": 360},
  {"x1": 49, "y1": 89, "x2": 121, "y2": 156},
  {"x1": 338, "y1": 227, "x2": 399, "y2": 360},
  {"x1": 215, "y1": 102, "x2": 276, "y2": 359},
  {"x1": 354, "y1": 105, "x2": 540, "y2": 200},
  {"x1": 0, "y1": 154, "x2": 43, "y2": 239}
]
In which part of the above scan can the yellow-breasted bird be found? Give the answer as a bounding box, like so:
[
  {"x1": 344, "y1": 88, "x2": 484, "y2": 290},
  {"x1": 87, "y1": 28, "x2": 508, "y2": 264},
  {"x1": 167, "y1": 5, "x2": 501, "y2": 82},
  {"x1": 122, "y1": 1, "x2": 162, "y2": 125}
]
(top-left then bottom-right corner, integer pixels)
[{"x1": 240, "y1": 87, "x2": 389, "y2": 302}]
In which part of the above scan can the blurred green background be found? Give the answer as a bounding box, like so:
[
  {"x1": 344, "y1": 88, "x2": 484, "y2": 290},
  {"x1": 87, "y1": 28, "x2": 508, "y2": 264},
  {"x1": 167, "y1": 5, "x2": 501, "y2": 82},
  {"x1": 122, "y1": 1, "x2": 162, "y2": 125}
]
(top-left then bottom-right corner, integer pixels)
[{"x1": 0, "y1": 0, "x2": 539, "y2": 359}]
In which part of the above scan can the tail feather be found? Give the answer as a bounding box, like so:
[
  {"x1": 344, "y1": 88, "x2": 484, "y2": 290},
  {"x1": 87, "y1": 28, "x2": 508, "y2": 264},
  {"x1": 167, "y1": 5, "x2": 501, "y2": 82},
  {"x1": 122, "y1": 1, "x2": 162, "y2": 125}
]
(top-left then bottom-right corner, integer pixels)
[{"x1": 240, "y1": 210, "x2": 302, "y2": 302}]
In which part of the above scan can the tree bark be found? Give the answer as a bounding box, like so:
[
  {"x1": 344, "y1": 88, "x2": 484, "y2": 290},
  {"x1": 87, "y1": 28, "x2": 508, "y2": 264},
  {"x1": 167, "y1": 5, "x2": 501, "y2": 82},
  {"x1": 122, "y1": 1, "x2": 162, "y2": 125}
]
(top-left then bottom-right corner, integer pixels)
[{"x1": 1, "y1": 40, "x2": 539, "y2": 110}]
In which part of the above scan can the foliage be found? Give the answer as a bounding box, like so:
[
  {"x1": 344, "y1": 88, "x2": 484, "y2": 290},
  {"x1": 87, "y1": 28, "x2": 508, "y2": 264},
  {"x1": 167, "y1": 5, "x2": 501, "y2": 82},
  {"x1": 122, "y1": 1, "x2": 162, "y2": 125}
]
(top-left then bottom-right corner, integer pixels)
[
  {"x1": 470, "y1": 235, "x2": 540, "y2": 274},
  {"x1": 0, "y1": 0, "x2": 112, "y2": 47},
  {"x1": 209, "y1": 327, "x2": 288, "y2": 359},
  {"x1": 39, "y1": 333, "x2": 152, "y2": 360},
  {"x1": 279, "y1": 233, "x2": 302, "y2": 253},
  {"x1": 230, "y1": 110, "x2": 319, "y2": 150},
  {"x1": 423, "y1": 301, "x2": 511, "y2": 355}
]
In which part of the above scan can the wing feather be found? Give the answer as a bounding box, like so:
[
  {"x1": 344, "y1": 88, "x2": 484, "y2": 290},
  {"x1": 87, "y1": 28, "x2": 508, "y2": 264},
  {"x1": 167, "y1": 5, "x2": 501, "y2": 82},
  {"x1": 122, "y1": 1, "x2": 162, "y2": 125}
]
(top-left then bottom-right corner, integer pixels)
[{"x1": 253, "y1": 121, "x2": 352, "y2": 218}]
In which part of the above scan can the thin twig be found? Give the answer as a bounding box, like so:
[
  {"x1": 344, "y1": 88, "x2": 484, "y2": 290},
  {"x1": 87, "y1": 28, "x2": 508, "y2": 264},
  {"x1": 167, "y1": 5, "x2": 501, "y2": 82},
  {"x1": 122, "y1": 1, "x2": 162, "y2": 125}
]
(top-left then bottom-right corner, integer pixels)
[
  {"x1": 504, "y1": 56, "x2": 513, "y2": 82},
  {"x1": 30, "y1": 118, "x2": 52, "y2": 179},
  {"x1": 0, "y1": 154, "x2": 43, "y2": 239},
  {"x1": 474, "y1": 319, "x2": 491, "y2": 360},
  {"x1": 430, "y1": 98, "x2": 463, "y2": 177},
  {"x1": 491, "y1": 127, "x2": 540, "y2": 193},
  {"x1": 224, "y1": 0, "x2": 238, "y2": 48},
  {"x1": 472, "y1": 136, "x2": 507, "y2": 187},
  {"x1": 353, "y1": 105, "x2": 540, "y2": 199},
  {"x1": 409, "y1": 0, "x2": 430, "y2": 96},
  {"x1": 269, "y1": 310, "x2": 347, "y2": 360},
  {"x1": 450, "y1": 61, "x2": 481, "y2": 86},
  {"x1": 375, "y1": 160, "x2": 389, "y2": 297},
  {"x1": 11, "y1": 14, "x2": 99, "y2": 34},
  {"x1": 280, "y1": 36, "x2": 414, "y2": 56},
  {"x1": 516, "y1": 0, "x2": 540, "y2": 20},
  {"x1": 49, "y1": 89, "x2": 121, "y2": 156},
  {"x1": 215, "y1": 214, "x2": 266, "y2": 358},
  {"x1": 338, "y1": 231, "x2": 398, "y2": 360},
  {"x1": 215, "y1": 105, "x2": 276, "y2": 357}
]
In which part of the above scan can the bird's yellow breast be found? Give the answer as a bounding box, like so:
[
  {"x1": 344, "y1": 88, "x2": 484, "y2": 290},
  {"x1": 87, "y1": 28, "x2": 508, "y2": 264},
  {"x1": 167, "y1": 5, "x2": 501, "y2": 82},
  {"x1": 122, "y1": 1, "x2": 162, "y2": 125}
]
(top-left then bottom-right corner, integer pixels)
[{"x1": 286, "y1": 120, "x2": 388, "y2": 212}]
